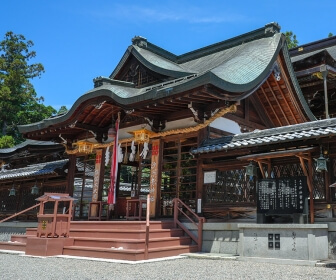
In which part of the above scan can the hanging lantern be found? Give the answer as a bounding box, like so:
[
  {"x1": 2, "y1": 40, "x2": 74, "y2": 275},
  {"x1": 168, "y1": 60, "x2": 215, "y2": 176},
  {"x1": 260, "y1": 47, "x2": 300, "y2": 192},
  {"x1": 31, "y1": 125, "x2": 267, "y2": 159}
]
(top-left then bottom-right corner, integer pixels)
[
  {"x1": 9, "y1": 185, "x2": 16, "y2": 196},
  {"x1": 130, "y1": 128, "x2": 153, "y2": 143},
  {"x1": 31, "y1": 181, "x2": 39, "y2": 195},
  {"x1": 76, "y1": 141, "x2": 94, "y2": 154},
  {"x1": 245, "y1": 161, "x2": 258, "y2": 177},
  {"x1": 315, "y1": 147, "x2": 328, "y2": 172}
]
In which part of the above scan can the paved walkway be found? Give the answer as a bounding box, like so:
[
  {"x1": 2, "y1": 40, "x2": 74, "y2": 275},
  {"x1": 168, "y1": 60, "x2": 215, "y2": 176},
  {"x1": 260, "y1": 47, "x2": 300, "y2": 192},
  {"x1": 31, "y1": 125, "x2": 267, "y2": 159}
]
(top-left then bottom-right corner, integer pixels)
[{"x1": 1, "y1": 250, "x2": 336, "y2": 280}]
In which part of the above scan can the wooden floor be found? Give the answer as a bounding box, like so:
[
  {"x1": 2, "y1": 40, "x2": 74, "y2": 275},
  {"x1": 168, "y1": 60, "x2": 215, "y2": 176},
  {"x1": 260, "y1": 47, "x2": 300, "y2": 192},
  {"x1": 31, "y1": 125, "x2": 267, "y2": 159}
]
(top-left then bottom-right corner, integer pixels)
[{"x1": 0, "y1": 220, "x2": 198, "y2": 261}]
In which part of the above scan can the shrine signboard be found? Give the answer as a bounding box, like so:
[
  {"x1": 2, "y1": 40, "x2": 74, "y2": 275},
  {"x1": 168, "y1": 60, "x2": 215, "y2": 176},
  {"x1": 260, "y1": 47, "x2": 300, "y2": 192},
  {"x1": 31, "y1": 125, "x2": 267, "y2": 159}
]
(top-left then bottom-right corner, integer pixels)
[{"x1": 257, "y1": 176, "x2": 308, "y2": 215}]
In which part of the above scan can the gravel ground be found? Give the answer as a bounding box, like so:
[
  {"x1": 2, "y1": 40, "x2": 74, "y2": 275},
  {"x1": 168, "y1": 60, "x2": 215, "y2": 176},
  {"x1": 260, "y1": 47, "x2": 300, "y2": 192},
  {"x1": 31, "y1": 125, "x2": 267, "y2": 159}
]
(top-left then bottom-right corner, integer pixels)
[{"x1": 1, "y1": 253, "x2": 336, "y2": 280}]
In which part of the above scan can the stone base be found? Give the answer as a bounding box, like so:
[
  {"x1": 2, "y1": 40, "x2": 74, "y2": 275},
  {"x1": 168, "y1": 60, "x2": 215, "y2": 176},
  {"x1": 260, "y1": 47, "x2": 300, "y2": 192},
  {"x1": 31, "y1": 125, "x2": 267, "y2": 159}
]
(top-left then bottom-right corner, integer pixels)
[
  {"x1": 25, "y1": 237, "x2": 74, "y2": 256},
  {"x1": 238, "y1": 224, "x2": 328, "y2": 261}
]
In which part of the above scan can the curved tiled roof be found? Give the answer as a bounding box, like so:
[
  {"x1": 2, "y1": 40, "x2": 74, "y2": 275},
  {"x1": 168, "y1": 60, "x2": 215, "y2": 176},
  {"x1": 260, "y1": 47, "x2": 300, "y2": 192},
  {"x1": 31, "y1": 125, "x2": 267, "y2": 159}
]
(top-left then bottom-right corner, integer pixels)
[
  {"x1": 0, "y1": 140, "x2": 62, "y2": 155},
  {"x1": 18, "y1": 23, "x2": 315, "y2": 137},
  {"x1": 192, "y1": 118, "x2": 336, "y2": 155},
  {"x1": 0, "y1": 159, "x2": 68, "y2": 180}
]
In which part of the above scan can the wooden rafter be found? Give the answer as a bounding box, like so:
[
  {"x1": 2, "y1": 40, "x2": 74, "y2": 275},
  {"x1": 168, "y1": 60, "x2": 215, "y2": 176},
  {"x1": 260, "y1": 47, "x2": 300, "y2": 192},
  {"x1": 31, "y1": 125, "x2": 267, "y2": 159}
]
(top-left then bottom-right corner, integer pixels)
[
  {"x1": 259, "y1": 85, "x2": 282, "y2": 126},
  {"x1": 271, "y1": 76, "x2": 297, "y2": 123},
  {"x1": 265, "y1": 79, "x2": 290, "y2": 125}
]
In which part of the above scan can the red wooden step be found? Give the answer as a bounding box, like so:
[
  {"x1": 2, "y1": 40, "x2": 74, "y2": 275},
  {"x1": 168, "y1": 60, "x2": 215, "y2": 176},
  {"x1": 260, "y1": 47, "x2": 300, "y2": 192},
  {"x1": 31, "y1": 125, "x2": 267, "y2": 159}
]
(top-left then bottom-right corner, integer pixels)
[
  {"x1": 68, "y1": 228, "x2": 184, "y2": 239},
  {"x1": 69, "y1": 221, "x2": 174, "y2": 231},
  {"x1": 0, "y1": 241, "x2": 26, "y2": 252},
  {"x1": 72, "y1": 236, "x2": 192, "y2": 249},
  {"x1": 0, "y1": 219, "x2": 200, "y2": 261}
]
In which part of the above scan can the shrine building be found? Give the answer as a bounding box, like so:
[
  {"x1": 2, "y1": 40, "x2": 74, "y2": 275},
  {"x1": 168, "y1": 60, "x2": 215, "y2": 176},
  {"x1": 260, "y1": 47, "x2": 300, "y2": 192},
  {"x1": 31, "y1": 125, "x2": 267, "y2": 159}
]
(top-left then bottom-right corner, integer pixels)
[{"x1": 1, "y1": 22, "x2": 336, "y2": 261}]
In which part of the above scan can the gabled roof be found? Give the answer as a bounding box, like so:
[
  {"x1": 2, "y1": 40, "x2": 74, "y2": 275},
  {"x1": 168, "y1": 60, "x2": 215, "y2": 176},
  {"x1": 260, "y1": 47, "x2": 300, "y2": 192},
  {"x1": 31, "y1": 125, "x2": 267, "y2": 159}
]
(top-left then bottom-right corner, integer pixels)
[
  {"x1": 18, "y1": 23, "x2": 314, "y2": 141},
  {"x1": 110, "y1": 23, "x2": 283, "y2": 87},
  {"x1": 192, "y1": 117, "x2": 336, "y2": 155}
]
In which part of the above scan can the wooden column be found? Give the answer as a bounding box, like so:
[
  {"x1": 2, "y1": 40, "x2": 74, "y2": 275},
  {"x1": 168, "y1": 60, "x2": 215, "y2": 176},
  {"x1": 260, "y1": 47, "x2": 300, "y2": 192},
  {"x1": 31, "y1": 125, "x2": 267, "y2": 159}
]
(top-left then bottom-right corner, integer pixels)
[
  {"x1": 92, "y1": 149, "x2": 104, "y2": 202},
  {"x1": 97, "y1": 148, "x2": 106, "y2": 202},
  {"x1": 149, "y1": 139, "x2": 161, "y2": 217},
  {"x1": 66, "y1": 154, "x2": 76, "y2": 196},
  {"x1": 196, "y1": 128, "x2": 207, "y2": 214},
  {"x1": 298, "y1": 155, "x2": 315, "y2": 223}
]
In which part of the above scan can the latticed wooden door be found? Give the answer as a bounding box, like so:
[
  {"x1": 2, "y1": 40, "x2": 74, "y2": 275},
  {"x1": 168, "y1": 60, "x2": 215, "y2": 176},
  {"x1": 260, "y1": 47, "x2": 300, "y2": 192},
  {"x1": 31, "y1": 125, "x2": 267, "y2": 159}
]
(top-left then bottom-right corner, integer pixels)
[{"x1": 161, "y1": 137, "x2": 197, "y2": 216}]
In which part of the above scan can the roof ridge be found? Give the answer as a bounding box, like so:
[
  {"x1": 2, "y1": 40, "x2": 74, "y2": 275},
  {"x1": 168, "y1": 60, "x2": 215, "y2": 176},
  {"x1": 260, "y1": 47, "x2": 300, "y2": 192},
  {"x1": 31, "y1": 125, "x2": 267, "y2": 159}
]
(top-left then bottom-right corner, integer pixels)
[
  {"x1": 290, "y1": 35, "x2": 336, "y2": 57},
  {"x1": 132, "y1": 23, "x2": 281, "y2": 64}
]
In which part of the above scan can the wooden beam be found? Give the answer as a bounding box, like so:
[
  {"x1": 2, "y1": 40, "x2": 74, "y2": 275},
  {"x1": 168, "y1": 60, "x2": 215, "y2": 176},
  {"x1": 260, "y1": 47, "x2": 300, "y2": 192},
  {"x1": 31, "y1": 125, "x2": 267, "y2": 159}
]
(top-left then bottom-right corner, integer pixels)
[
  {"x1": 237, "y1": 147, "x2": 317, "y2": 161},
  {"x1": 257, "y1": 161, "x2": 266, "y2": 179}
]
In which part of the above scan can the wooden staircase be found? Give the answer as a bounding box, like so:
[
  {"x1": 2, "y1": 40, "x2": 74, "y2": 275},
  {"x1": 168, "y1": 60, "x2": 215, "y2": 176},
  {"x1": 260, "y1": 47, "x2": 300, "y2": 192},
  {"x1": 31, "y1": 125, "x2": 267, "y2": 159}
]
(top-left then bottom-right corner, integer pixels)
[{"x1": 0, "y1": 220, "x2": 198, "y2": 261}]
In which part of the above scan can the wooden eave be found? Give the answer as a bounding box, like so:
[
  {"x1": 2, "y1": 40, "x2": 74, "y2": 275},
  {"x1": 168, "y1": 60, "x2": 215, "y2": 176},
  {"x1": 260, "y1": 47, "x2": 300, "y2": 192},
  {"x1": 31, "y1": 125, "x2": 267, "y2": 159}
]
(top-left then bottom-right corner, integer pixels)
[{"x1": 237, "y1": 147, "x2": 317, "y2": 162}]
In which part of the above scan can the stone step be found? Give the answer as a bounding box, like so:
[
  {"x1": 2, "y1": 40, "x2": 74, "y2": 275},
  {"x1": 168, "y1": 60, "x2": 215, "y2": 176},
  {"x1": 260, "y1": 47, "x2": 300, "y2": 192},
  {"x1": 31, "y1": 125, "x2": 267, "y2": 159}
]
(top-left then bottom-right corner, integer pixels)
[{"x1": 62, "y1": 244, "x2": 198, "y2": 261}]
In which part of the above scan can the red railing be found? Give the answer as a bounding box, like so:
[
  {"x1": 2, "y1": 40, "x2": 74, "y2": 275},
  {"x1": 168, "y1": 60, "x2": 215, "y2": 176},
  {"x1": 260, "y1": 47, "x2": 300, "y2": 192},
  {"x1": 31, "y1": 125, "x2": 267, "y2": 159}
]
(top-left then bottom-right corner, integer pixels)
[
  {"x1": 173, "y1": 198, "x2": 205, "y2": 252},
  {"x1": 0, "y1": 203, "x2": 42, "y2": 224}
]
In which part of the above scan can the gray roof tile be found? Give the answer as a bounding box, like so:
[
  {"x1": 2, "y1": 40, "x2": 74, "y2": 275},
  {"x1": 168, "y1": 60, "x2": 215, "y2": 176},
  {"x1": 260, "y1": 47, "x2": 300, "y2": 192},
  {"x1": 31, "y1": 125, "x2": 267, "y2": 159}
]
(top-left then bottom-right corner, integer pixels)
[
  {"x1": 0, "y1": 160, "x2": 68, "y2": 180},
  {"x1": 192, "y1": 118, "x2": 336, "y2": 154}
]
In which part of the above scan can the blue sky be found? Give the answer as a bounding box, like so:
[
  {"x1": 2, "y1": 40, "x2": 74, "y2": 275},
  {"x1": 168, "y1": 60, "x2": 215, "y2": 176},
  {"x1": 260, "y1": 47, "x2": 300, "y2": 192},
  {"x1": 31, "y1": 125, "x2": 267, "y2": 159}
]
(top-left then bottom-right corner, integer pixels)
[{"x1": 2, "y1": 1, "x2": 336, "y2": 111}]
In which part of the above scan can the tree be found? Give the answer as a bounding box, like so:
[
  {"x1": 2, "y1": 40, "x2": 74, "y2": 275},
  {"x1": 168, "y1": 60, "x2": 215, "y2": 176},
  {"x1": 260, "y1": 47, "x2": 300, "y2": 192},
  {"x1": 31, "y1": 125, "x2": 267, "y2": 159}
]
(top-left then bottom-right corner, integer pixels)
[
  {"x1": 284, "y1": 31, "x2": 299, "y2": 49},
  {"x1": 57, "y1": 105, "x2": 68, "y2": 115},
  {"x1": 328, "y1": 33, "x2": 334, "y2": 38},
  {"x1": 0, "y1": 135, "x2": 14, "y2": 148},
  {"x1": 0, "y1": 31, "x2": 56, "y2": 146}
]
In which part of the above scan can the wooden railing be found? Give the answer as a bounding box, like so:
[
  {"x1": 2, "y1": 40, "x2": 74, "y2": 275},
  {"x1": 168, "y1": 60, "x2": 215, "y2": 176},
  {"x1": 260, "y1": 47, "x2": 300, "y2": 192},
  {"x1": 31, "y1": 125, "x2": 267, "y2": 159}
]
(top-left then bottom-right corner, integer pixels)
[
  {"x1": 0, "y1": 203, "x2": 42, "y2": 224},
  {"x1": 173, "y1": 198, "x2": 205, "y2": 252}
]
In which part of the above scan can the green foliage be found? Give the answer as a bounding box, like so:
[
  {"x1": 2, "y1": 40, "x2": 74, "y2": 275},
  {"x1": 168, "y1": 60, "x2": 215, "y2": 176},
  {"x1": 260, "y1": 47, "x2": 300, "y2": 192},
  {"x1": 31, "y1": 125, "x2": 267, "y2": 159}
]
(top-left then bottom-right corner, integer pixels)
[
  {"x1": 0, "y1": 135, "x2": 15, "y2": 148},
  {"x1": 57, "y1": 105, "x2": 68, "y2": 115},
  {"x1": 0, "y1": 31, "x2": 57, "y2": 143},
  {"x1": 328, "y1": 32, "x2": 334, "y2": 38},
  {"x1": 284, "y1": 31, "x2": 299, "y2": 49}
]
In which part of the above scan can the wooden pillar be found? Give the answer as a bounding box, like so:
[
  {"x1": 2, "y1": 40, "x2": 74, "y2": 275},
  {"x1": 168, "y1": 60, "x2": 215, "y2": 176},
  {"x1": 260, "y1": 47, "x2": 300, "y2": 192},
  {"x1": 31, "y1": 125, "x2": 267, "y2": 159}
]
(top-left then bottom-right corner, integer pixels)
[
  {"x1": 149, "y1": 139, "x2": 161, "y2": 218},
  {"x1": 196, "y1": 127, "x2": 207, "y2": 214},
  {"x1": 66, "y1": 154, "x2": 76, "y2": 196},
  {"x1": 97, "y1": 148, "x2": 106, "y2": 202},
  {"x1": 298, "y1": 156, "x2": 315, "y2": 223},
  {"x1": 308, "y1": 157, "x2": 315, "y2": 224},
  {"x1": 92, "y1": 149, "x2": 105, "y2": 202},
  {"x1": 196, "y1": 157, "x2": 203, "y2": 214}
]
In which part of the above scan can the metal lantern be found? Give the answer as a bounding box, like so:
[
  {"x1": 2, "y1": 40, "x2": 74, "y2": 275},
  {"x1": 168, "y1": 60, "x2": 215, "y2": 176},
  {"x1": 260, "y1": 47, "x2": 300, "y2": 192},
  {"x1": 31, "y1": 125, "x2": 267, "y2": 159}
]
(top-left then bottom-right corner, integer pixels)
[
  {"x1": 31, "y1": 182, "x2": 39, "y2": 195},
  {"x1": 315, "y1": 148, "x2": 328, "y2": 172},
  {"x1": 77, "y1": 141, "x2": 94, "y2": 154},
  {"x1": 245, "y1": 161, "x2": 258, "y2": 177},
  {"x1": 9, "y1": 185, "x2": 16, "y2": 196},
  {"x1": 130, "y1": 129, "x2": 153, "y2": 143}
]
